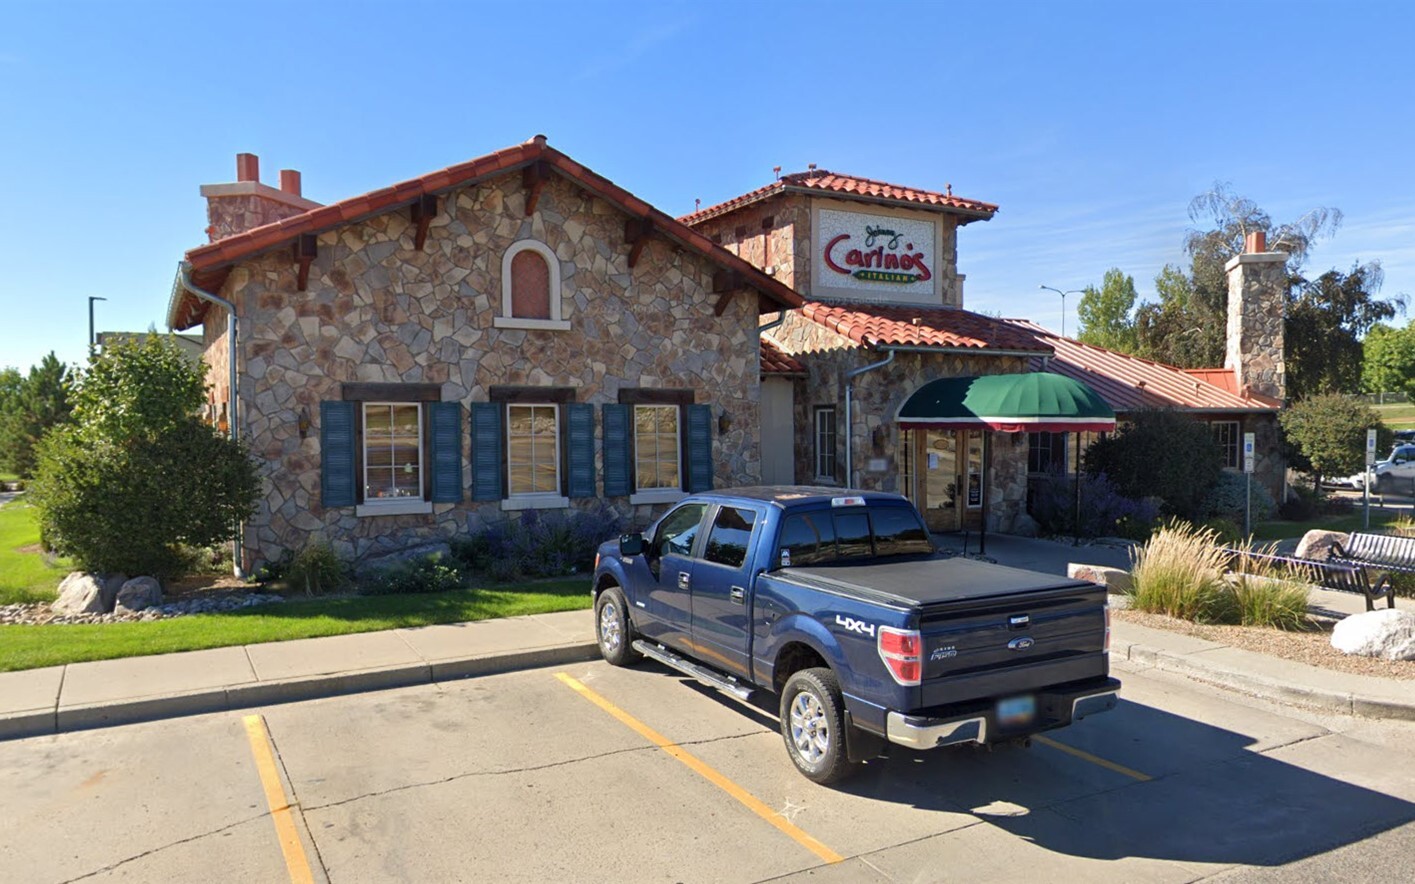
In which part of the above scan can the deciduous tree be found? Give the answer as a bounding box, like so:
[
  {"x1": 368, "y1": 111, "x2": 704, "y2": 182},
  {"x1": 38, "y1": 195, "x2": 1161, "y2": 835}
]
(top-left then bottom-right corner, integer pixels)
[{"x1": 1076, "y1": 268, "x2": 1139, "y2": 352}]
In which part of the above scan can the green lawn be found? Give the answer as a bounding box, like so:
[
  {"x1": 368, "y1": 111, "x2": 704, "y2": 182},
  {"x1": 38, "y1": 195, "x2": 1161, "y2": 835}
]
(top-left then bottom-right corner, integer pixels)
[
  {"x1": 0, "y1": 500, "x2": 70, "y2": 604},
  {"x1": 0, "y1": 471, "x2": 17, "y2": 483},
  {"x1": 0, "y1": 578, "x2": 591, "y2": 672},
  {"x1": 1252, "y1": 509, "x2": 1396, "y2": 541},
  {"x1": 1375, "y1": 402, "x2": 1415, "y2": 429}
]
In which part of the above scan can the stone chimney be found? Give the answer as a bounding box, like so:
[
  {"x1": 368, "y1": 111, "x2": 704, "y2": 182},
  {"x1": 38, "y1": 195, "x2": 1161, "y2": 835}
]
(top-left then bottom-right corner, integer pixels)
[
  {"x1": 200, "y1": 153, "x2": 321, "y2": 242},
  {"x1": 1224, "y1": 230, "x2": 1287, "y2": 401}
]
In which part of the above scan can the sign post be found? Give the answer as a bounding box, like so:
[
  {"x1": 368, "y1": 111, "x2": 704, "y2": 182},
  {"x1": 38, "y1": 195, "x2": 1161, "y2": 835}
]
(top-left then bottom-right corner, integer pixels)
[
  {"x1": 1365, "y1": 428, "x2": 1377, "y2": 529},
  {"x1": 1243, "y1": 432, "x2": 1255, "y2": 538}
]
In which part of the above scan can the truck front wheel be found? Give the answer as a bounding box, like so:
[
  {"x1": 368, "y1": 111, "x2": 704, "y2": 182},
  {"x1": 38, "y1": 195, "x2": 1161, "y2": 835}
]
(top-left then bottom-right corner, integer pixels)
[
  {"x1": 595, "y1": 585, "x2": 642, "y2": 667},
  {"x1": 780, "y1": 668, "x2": 857, "y2": 784}
]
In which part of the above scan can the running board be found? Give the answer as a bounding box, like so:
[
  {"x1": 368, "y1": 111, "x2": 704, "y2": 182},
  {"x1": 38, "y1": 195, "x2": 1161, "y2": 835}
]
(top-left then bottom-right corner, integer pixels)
[{"x1": 632, "y1": 641, "x2": 755, "y2": 701}]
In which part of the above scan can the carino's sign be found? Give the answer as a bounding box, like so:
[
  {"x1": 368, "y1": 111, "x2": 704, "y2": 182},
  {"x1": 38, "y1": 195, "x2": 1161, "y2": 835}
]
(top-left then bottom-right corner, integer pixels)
[{"x1": 814, "y1": 208, "x2": 937, "y2": 294}]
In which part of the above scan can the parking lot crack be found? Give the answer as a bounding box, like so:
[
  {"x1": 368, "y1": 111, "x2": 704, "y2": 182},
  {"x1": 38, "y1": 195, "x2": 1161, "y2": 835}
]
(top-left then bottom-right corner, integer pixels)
[{"x1": 57, "y1": 813, "x2": 270, "y2": 883}]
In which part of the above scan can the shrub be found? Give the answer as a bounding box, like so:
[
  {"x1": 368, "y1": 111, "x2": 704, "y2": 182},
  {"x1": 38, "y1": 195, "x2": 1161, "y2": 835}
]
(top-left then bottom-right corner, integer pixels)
[
  {"x1": 1201, "y1": 518, "x2": 1242, "y2": 545},
  {"x1": 452, "y1": 506, "x2": 625, "y2": 581},
  {"x1": 1229, "y1": 577, "x2": 1310, "y2": 630},
  {"x1": 285, "y1": 542, "x2": 348, "y2": 596},
  {"x1": 1277, "y1": 485, "x2": 1319, "y2": 521},
  {"x1": 1029, "y1": 472, "x2": 1158, "y2": 540},
  {"x1": 1129, "y1": 521, "x2": 1231, "y2": 621},
  {"x1": 363, "y1": 553, "x2": 466, "y2": 595},
  {"x1": 1200, "y1": 471, "x2": 1276, "y2": 526},
  {"x1": 1279, "y1": 393, "x2": 1387, "y2": 487},
  {"x1": 1085, "y1": 409, "x2": 1223, "y2": 521}
]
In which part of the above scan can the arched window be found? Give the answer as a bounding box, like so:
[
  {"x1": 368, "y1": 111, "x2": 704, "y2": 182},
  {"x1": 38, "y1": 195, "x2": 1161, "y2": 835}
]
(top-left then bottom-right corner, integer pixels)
[{"x1": 496, "y1": 239, "x2": 569, "y2": 330}]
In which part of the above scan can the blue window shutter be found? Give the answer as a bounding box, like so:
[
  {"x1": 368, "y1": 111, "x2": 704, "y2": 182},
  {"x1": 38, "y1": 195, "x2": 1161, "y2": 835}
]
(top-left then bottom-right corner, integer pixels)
[
  {"x1": 470, "y1": 403, "x2": 503, "y2": 501},
  {"x1": 320, "y1": 401, "x2": 356, "y2": 508},
  {"x1": 686, "y1": 404, "x2": 713, "y2": 493},
  {"x1": 429, "y1": 402, "x2": 464, "y2": 503},
  {"x1": 566, "y1": 403, "x2": 596, "y2": 499},
  {"x1": 602, "y1": 404, "x2": 631, "y2": 497}
]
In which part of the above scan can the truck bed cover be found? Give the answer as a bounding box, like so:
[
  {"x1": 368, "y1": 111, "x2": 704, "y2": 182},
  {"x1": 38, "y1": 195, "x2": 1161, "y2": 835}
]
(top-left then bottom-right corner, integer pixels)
[{"x1": 778, "y1": 556, "x2": 1097, "y2": 609}]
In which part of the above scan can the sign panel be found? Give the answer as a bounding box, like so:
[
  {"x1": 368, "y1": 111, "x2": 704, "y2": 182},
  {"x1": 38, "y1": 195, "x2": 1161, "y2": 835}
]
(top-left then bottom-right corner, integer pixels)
[
  {"x1": 814, "y1": 207, "x2": 937, "y2": 299},
  {"x1": 1243, "y1": 432, "x2": 1255, "y2": 474},
  {"x1": 1367, "y1": 428, "x2": 1378, "y2": 466}
]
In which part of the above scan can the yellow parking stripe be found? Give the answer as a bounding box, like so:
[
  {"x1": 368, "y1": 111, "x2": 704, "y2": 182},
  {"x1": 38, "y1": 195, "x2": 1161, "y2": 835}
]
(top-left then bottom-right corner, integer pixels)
[
  {"x1": 243, "y1": 714, "x2": 316, "y2": 884},
  {"x1": 1034, "y1": 734, "x2": 1153, "y2": 782},
  {"x1": 556, "y1": 673, "x2": 844, "y2": 865}
]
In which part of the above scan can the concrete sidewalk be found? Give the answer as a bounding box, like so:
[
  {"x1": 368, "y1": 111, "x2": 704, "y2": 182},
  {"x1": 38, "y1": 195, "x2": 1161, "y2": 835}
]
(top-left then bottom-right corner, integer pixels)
[{"x1": 2, "y1": 536, "x2": 1411, "y2": 741}]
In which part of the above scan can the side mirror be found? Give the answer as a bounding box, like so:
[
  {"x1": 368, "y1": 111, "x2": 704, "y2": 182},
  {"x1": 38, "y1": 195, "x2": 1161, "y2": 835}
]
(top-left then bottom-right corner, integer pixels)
[{"x1": 619, "y1": 533, "x2": 646, "y2": 557}]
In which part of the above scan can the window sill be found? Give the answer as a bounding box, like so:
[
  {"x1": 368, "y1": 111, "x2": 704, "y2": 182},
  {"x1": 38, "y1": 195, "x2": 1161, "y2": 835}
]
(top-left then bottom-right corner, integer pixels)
[
  {"x1": 493, "y1": 317, "x2": 572, "y2": 332},
  {"x1": 356, "y1": 500, "x2": 434, "y2": 517},
  {"x1": 813, "y1": 477, "x2": 841, "y2": 486},
  {"x1": 501, "y1": 495, "x2": 571, "y2": 511},
  {"x1": 629, "y1": 489, "x2": 686, "y2": 506}
]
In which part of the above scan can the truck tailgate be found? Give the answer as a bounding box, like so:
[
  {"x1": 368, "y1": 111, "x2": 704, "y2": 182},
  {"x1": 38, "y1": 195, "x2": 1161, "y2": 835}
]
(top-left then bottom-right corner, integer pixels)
[{"x1": 918, "y1": 583, "x2": 1109, "y2": 707}]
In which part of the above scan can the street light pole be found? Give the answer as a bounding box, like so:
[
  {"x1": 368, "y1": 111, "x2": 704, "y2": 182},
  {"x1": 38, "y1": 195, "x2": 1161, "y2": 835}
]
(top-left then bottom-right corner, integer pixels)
[
  {"x1": 1038, "y1": 285, "x2": 1084, "y2": 339},
  {"x1": 88, "y1": 296, "x2": 107, "y2": 354}
]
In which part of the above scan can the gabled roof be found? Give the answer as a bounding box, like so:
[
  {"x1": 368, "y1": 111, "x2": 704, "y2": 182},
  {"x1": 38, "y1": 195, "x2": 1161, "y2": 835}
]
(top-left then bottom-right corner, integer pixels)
[
  {"x1": 679, "y1": 169, "x2": 998, "y2": 227},
  {"x1": 760, "y1": 338, "x2": 806, "y2": 376},
  {"x1": 169, "y1": 136, "x2": 805, "y2": 330},
  {"x1": 1001, "y1": 319, "x2": 1280, "y2": 413},
  {"x1": 800, "y1": 302, "x2": 1051, "y2": 355}
]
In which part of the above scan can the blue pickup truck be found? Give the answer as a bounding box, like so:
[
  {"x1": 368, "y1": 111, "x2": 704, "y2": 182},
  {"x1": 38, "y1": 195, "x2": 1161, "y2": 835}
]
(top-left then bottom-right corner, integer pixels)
[{"x1": 591, "y1": 487, "x2": 1119, "y2": 784}]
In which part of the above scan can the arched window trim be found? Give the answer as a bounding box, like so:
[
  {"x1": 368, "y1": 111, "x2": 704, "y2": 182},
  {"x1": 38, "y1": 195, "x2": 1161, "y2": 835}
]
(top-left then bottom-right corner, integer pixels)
[{"x1": 494, "y1": 239, "x2": 570, "y2": 331}]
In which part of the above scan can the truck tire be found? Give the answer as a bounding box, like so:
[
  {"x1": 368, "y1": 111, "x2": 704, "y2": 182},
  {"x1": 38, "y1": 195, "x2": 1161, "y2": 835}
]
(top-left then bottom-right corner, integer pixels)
[
  {"x1": 780, "y1": 668, "x2": 857, "y2": 785},
  {"x1": 595, "y1": 585, "x2": 642, "y2": 667}
]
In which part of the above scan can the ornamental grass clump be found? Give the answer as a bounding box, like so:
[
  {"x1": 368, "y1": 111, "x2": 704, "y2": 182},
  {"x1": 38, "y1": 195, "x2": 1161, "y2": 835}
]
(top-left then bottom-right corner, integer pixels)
[{"x1": 1129, "y1": 521, "x2": 1230, "y2": 622}]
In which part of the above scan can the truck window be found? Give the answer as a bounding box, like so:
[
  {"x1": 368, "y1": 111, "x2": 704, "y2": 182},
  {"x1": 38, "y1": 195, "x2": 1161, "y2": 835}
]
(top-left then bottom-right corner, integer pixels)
[
  {"x1": 704, "y1": 506, "x2": 757, "y2": 569},
  {"x1": 834, "y1": 512, "x2": 873, "y2": 558},
  {"x1": 776, "y1": 512, "x2": 837, "y2": 567},
  {"x1": 870, "y1": 506, "x2": 934, "y2": 557},
  {"x1": 654, "y1": 504, "x2": 707, "y2": 558}
]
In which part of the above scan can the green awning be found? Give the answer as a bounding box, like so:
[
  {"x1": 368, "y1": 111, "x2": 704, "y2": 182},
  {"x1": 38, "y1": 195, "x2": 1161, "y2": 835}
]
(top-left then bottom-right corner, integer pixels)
[{"x1": 897, "y1": 372, "x2": 1116, "y2": 432}]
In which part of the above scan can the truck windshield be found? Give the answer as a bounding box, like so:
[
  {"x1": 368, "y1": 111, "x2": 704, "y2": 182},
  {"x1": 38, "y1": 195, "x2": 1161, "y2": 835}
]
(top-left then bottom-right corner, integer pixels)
[{"x1": 774, "y1": 505, "x2": 933, "y2": 568}]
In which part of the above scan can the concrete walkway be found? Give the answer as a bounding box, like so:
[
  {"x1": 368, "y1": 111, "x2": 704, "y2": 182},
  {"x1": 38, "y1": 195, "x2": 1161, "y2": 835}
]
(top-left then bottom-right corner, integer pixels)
[{"x1": 2, "y1": 535, "x2": 1411, "y2": 741}]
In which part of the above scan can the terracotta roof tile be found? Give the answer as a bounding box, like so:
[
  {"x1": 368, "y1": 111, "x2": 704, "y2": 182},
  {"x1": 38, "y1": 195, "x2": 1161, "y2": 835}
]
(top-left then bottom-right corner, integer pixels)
[
  {"x1": 170, "y1": 138, "x2": 805, "y2": 330},
  {"x1": 801, "y1": 302, "x2": 1050, "y2": 353},
  {"x1": 1001, "y1": 319, "x2": 1279, "y2": 413},
  {"x1": 761, "y1": 338, "x2": 806, "y2": 375},
  {"x1": 680, "y1": 169, "x2": 998, "y2": 226}
]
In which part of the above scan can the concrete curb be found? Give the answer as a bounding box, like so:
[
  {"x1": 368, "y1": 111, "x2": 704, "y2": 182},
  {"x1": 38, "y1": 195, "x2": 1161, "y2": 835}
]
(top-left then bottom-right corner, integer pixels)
[
  {"x1": 1112, "y1": 637, "x2": 1415, "y2": 722},
  {"x1": 0, "y1": 641, "x2": 599, "y2": 741}
]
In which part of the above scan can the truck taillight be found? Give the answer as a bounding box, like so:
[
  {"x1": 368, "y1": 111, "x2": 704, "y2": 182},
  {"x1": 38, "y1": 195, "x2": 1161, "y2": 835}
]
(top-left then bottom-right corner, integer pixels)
[
  {"x1": 594, "y1": 552, "x2": 601, "y2": 572},
  {"x1": 878, "y1": 626, "x2": 922, "y2": 686},
  {"x1": 1104, "y1": 598, "x2": 1111, "y2": 653}
]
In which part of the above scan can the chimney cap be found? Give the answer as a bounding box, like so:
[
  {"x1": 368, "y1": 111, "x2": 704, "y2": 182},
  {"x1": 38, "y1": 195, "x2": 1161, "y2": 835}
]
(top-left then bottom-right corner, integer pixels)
[
  {"x1": 279, "y1": 169, "x2": 302, "y2": 197},
  {"x1": 1245, "y1": 230, "x2": 1267, "y2": 253},
  {"x1": 236, "y1": 152, "x2": 259, "y2": 183}
]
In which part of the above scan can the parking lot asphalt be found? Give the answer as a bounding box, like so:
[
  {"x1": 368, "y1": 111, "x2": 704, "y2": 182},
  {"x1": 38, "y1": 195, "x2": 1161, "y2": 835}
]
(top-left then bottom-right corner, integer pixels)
[{"x1": 4, "y1": 658, "x2": 1414, "y2": 883}]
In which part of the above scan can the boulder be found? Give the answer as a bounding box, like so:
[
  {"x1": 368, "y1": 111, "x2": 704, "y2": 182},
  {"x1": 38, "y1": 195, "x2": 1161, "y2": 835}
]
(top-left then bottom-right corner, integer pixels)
[
  {"x1": 102, "y1": 573, "x2": 129, "y2": 603},
  {"x1": 1331, "y1": 609, "x2": 1415, "y2": 661},
  {"x1": 1010, "y1": 514, "x2": 1040, "y2": 538},
  {"x1": 115, "y1": 577, "x2": 163, "y2": 614},
  {"x1": 1068, "y1": 563, "x2": 1133, "y2": 594},
  {"x1": 51, "y1": 572, "x2": 114, "y2": 615},
  {"x1": 1294, "y1": 530, "x2": 1349, "y2": 562}
]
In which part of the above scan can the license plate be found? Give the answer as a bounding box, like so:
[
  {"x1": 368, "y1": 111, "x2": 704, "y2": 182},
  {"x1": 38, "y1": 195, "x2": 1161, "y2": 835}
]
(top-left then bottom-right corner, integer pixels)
[{"x1": 996, "y1": 694, "x2": 1036, "y2": 727}]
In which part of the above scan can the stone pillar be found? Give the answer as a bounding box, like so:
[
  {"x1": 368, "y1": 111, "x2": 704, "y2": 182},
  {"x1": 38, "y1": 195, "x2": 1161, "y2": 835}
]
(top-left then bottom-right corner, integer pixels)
[
  {"x1": 200, "y1": 153, "x2": 321, "y2": 242},
  {"x1": 1224, "y1": 230, "x2": 1287, "y2": 401}
]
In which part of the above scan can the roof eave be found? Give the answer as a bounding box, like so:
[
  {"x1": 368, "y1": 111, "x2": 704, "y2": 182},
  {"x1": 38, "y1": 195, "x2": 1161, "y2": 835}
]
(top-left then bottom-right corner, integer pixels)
[{"x1": 780, "y1": 185, "x2": 997, "y2": 223}]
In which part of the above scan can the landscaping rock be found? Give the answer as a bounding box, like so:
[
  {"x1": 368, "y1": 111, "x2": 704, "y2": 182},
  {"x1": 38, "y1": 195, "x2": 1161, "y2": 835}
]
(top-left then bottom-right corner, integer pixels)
[
  {"x1": 1068, "y1": 563, "x2": 1132, "y2": 594},
  {"x1": 101, "y1": 573, "x2": 128, "y2": 605},
  {"x1": 1011, "y1": 513, "x2": 1040, "y2": 538},
  {"x1": 1294, "y1": 530, "x2": 1348, "y2": 562},
  {"x1": 115, "y1": 576, "x2": 162, "y2": 614},
  {"x1": 50, "y1": 572, "x2": 112, "y2": 615},
  {"x1": 1331, "y1": 609, "x2": 1415, "y2": 661}
]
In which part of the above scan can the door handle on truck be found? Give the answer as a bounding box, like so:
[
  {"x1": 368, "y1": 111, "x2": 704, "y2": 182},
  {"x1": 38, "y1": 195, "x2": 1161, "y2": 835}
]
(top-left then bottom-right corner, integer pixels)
[
  {"x1": 678, "y1": 571, "x2": 690, "y2": 590},
  {"x1": 730, "y1": 586, "x2": 745, "y2": 605}
]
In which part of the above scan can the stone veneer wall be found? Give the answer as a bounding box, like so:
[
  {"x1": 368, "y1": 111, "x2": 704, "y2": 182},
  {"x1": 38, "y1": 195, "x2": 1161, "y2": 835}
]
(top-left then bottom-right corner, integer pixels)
[
  {"x1": 1225, "y1": 252, "x2": 1287, "y2": 401},
  {"x1": 201, "y1": 310, "x2": 231, "y2": 424},
  {"x1": 216, "y1": 173, "x2": 762, "y2": 569},
  {"x1": 207, "y1": 194, "x2": 310, "y2": 243},
  {"x1": 694, "y1": 197, "x2": 809, "y2": 291},
  {"x1": 767, "y1": 310, "x2": 1031, "y2": 532}
]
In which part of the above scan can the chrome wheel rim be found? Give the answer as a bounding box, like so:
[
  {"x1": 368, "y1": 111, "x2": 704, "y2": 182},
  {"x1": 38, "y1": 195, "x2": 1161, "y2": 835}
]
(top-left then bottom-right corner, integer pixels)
[
  {"x1": 789, "y1": 691, "x2": 829, "y2": 764},
  {"x1": 599, "y1": 601, "x2": 622, "y2": 654}
]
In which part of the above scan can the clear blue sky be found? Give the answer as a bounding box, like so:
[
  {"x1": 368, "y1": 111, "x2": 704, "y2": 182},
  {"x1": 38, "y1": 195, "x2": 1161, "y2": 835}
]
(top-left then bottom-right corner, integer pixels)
[{"x1": 2, "y1": 0, "x2": 1411, "y2": 373}]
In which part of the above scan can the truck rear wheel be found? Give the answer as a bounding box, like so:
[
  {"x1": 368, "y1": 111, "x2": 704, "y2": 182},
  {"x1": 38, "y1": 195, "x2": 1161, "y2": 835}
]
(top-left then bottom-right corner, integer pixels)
[
  {"x1": 595, "y1": 585, "x2": 642, "y2": 667},
  {"x1": 780, "y1": 668, "x2": 857, "y2": 785}
]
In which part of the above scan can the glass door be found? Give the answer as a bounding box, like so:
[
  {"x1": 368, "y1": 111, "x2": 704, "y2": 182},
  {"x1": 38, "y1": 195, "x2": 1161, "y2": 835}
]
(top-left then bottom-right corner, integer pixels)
[{"x1": 921, "y1": 430, "x2": 960, "y2": 532}]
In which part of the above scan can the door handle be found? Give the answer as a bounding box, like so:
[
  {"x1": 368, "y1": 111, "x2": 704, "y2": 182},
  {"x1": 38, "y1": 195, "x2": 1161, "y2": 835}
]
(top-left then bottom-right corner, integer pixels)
[
  {"x1": 730, "y1": 586, "x2": 745, "y2": 605},
  {"x1": 677, "y1": 571, "x2": 690, "y2": 590}
]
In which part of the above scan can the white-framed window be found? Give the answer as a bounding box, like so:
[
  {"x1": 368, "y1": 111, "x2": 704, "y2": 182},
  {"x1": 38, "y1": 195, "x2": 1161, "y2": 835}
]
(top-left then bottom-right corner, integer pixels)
[
  {"x1": 634, "y1": 404, "x2": 681, "y2": 492},
  {"x1": 362, "y1": 402, "x2": 424, "y2": 509},
  {"x1": 1211, "y1": 421, "x2": 1241, "y2": 470},
  {"x1": 494, "y1": 239, "x2": 570, "y2": 331},
  {"x1": 814, "y1": 406, "x2": 837, "y2": 481},
  {"x1": 504, "y1": 403, "x2": 567, "y2": 509}
]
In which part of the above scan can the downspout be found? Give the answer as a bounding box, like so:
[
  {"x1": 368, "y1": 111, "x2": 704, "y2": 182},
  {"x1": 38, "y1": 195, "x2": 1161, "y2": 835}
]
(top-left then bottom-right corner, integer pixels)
[
  {"x1": 174, "y1": 261, "x2": 245, "y2": 578},
  {"x1": 844, "y1": 348, "x2": 896, "y2": 488}
]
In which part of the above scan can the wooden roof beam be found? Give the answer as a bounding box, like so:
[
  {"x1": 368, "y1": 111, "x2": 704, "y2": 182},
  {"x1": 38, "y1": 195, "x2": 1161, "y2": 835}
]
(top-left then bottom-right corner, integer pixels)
[
  {"x1": 625, "y1": 217, "x2": 654, "y2": 268},
  {"x1": 523, "y1": 161, "x2": 551, "y2": 216},
  {"x1": 409, "y1": 194, "x2": 438, "y2": 251}
]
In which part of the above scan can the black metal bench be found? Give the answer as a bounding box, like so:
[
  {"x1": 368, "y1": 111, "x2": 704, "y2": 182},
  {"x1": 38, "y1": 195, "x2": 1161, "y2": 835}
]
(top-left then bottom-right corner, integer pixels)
[
  {"x1": 1330, "y1": 532, "x2": 1415, "y2": 610},
  {"x1": 1219, "y1": 548, "x2": 1392, "y2": 612}
]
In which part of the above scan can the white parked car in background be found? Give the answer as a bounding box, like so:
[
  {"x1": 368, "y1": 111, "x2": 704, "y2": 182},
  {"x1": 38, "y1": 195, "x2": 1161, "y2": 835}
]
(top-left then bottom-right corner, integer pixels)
[{"x1": 1349, "y1": 444, "x2": 1415, "y2": 493}]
